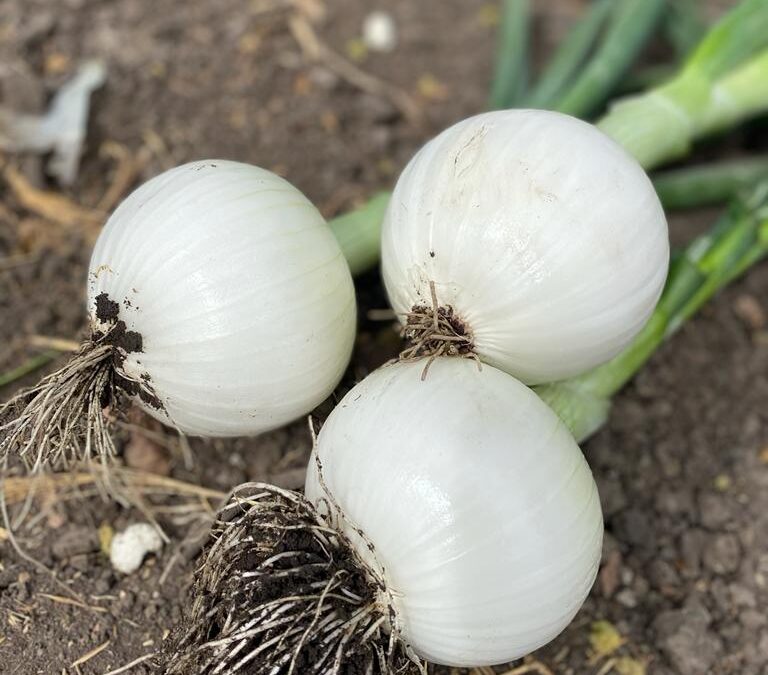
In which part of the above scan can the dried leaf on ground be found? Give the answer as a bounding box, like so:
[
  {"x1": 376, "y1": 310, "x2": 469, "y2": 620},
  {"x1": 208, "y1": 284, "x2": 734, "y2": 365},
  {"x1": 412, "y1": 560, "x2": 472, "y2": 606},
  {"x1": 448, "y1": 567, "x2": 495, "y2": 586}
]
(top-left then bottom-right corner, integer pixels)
[
  {"x1": 0, "y1": 60, "x2": 106, "y2": 185},
  {"x1": 589, "y1": 620, "x2": 626, "y2": 662}
]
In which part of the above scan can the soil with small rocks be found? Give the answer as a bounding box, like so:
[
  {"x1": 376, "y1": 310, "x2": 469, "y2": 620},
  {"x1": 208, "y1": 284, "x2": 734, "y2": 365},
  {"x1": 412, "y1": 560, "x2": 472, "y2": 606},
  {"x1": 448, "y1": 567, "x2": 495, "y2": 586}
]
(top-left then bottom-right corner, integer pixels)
[{"x1": 1, "y1": 1, "x2": 767, "y2": 674}]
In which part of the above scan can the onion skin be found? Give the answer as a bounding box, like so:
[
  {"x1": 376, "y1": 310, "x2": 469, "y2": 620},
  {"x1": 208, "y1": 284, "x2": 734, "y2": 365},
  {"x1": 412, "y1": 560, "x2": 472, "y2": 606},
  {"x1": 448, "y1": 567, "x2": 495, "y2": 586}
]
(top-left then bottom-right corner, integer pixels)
[
  {"x1": 305, "y1": 358, "x2": 604, "y2": 666},
  {"x1": 382, "y1": 109, "x2": 669, "y2": 384},
  {"x1": 88, "y1": 160, "x2": 356, "y2": 437}
]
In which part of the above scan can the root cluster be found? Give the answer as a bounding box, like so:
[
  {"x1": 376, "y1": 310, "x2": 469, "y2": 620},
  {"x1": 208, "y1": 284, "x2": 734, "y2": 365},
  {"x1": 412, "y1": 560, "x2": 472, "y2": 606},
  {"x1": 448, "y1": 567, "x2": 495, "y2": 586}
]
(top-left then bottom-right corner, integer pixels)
[
  {"x1": 0, "y1": 339, "x2": 117, "y2": 470},
  {"x1": 0, "y1": 292, "x2": 160, "y2": 471},
  {"x1": 163, "y1": 483, "x2": 421, "y2": 675},
  {"x1": 398, "y1": 281, "x2": 479, "y2": 379}
]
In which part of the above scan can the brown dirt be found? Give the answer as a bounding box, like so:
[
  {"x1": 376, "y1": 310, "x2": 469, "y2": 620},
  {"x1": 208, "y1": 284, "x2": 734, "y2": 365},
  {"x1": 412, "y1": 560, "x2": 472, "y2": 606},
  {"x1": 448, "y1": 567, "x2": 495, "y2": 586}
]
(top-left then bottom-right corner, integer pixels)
[{"x1": 1, "y1": 1, "x2": 767, "y2": 674}]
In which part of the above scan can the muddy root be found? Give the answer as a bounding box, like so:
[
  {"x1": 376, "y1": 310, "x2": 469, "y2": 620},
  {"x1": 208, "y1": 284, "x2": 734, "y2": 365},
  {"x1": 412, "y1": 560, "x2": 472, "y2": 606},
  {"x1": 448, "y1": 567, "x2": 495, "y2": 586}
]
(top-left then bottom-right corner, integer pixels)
[{"x1": 163, "y1": 482, "x2": 422, "y2": 675}]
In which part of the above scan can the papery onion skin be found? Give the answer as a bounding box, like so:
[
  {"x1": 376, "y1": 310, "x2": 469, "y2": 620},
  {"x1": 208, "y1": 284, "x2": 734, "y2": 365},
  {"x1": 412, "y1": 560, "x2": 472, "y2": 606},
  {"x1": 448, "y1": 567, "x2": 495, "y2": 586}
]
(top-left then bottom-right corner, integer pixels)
[
  {"x1": 305, "y1": 358, "x2": 604, "y2": 667},
  {"x1": 382, "y1": 109, "x2": 670, "y2": 384},
  {"x1": 88, "y1": 160, "x2": 356, "y2": 437}
]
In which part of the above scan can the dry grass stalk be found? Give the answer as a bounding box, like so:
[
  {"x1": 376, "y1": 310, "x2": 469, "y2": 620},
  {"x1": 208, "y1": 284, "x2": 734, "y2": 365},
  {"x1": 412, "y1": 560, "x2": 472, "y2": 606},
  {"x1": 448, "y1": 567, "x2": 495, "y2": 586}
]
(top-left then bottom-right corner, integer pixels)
[
  {"x1": 2, "y1": 466, "x2": 226, "y2": 508},
  {"x1": 96, "y1": 142, "x2": 152, "y2": 215},
  {"x1": 288, "y1": 14, "x2": 422, "y2": 125},
  {"x1": 2, "y1": 165, "x2": 102, "y2": 229},
  {"x1": 71, "y1": 639, "x2": 111, "y2": 667}
]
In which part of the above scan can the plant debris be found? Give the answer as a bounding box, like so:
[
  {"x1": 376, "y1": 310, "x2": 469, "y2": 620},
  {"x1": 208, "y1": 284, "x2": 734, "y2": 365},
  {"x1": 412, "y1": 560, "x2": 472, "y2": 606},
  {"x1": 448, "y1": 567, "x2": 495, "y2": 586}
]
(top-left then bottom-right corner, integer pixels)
[{"x1": 0, "y1": 60, "x2": 106, "y2": 185}]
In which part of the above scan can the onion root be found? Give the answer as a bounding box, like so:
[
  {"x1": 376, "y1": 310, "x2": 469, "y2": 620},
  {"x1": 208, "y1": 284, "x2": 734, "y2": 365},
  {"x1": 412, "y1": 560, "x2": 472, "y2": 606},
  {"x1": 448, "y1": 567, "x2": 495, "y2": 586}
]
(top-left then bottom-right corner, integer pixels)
[{"x1": 162, "y1": 478, "x2": 423, "y2": 674}]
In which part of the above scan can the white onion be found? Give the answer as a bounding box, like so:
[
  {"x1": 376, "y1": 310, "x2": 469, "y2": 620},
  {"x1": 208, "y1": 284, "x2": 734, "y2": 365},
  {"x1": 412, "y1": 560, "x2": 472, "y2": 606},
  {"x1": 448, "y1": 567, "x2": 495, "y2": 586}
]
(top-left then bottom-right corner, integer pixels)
[
  {"x1": 88, "y1": 160, "x2": 356, "y2": 436},
  {"x1": 382, "y1": 109, "x2": 669, "y2": 384},
  {"x1": 305, "y1": 358, "x2": 603, "y2": 666}
]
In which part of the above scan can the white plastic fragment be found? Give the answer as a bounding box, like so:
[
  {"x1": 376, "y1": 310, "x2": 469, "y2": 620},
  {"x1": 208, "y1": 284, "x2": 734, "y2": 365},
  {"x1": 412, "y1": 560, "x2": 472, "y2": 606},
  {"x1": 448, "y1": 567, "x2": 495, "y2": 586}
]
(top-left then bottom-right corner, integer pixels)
[
  {"x1": 362, "y1": 11, "x2": 397, "y2": 53},
  {"x1": 0, "y1": 59, "x2": 106, "y2": 185},
  {"x1": 110, "y1": 523, "x2": 164, "y2": 575}
]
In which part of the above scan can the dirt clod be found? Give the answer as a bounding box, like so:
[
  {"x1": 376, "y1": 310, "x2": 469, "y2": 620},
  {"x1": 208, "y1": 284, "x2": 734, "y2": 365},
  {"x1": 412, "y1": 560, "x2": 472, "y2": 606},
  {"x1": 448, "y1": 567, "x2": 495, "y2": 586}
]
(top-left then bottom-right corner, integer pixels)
[{"x1": 95, "y1": 292, "x2": 120, "y2": 323}]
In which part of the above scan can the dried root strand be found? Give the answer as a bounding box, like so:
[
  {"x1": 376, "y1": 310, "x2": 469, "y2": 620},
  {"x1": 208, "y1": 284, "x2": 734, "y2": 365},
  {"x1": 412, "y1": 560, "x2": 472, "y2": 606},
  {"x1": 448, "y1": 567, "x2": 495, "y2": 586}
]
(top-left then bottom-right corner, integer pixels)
[
  {"x1": 0, "y1": 338, "x2": 117, "y2": 471},
  {"x1": 398, "y1": 281, "x2": 480, "y2": 380},
  {"x1": 163, "y1": 483, "x2": 422, "y2": 675}
]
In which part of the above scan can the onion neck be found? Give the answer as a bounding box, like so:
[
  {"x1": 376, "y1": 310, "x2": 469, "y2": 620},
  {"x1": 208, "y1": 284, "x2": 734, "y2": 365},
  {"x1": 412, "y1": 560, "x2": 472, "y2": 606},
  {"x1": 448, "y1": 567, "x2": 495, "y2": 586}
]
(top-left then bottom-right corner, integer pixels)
[{"x1": 328, "y1": 192, "x2": 389, "y2": 277}]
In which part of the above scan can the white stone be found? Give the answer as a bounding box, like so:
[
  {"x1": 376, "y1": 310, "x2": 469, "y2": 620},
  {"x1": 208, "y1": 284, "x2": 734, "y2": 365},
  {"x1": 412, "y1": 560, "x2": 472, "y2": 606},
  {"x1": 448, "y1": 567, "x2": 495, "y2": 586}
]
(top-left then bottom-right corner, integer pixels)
[
  {"x1": 363, "y1": 11, "x2": 397, "y2": 53},
  {"x1": 110, "y1": 523, "x2": 163, "y2": 574}
]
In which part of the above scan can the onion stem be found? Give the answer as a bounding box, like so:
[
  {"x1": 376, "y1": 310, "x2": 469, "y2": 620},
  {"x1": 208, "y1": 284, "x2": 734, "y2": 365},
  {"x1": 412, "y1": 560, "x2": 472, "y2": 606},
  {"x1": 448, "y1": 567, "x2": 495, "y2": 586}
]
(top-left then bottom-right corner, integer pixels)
[
  {"x1": 664, "y1": 0, "x2": 706, "y2": 60},
  {"x1": 327, "y1": 192, "x2": 389, "y2": 277},
  {"x1": 488, "y1": 0, "x2": 530, "y2": 110},
  {"x1": 523, "y1": 0, "x2": 613, "y2": 110},
  {"x1": 653, "y1": 157, "x2": 768, "y2": 210},
  {"x1": 554, "y1": 0, "x2": 666, "y2": 119},
  {"x1": 598, "y1": 0, "x2": 768, "y2": 167},
  {"x1": 536, "y1": 182, "x2": 768, "y2": 442}
]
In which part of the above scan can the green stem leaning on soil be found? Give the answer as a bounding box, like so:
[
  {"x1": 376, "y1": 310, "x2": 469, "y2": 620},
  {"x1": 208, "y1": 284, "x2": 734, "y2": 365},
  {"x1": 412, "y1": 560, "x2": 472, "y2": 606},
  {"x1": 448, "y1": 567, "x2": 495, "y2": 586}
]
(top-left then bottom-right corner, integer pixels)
[
  {"x1": 488, "y1": 0, "x2": 530, "y2": 110},
  {"x1": 598, "y1": 0, "x2": 768, "y2": 167},
  {"x1": 522, "y1": 0, "x2": 614, "y2": 110},
  {"x1": 553, "y1": 0, "x2": 667, "y2": 119},
  {"x1": 664, "y1": 0, "x2": 706, "y2": 60},
  {"x1": 535, "y1": 182, "x2": 768, "y2": 443},
  {"x1": 327, "y1": 192, "x2": 390, "y2": 277},
  {"x1": 653, "y1": 157, "x2": 768, "y2": 210}
]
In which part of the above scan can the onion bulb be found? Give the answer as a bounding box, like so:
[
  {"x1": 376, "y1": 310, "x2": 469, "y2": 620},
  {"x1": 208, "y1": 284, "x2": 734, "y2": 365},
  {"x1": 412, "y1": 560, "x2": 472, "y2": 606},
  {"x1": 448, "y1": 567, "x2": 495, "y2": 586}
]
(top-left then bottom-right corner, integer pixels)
[
  {"x1": 382, "y1": 109, "x2": 669, "y2": 384},
  {"x1": 1, "y1": 160, "x2": 356, "y2": 466},
  {"x1": 306, "y1": 358, "x2": 603, "y2": 665},
  {"x1": 167, "y1": 358, "x2": 603, "y2": 672}
]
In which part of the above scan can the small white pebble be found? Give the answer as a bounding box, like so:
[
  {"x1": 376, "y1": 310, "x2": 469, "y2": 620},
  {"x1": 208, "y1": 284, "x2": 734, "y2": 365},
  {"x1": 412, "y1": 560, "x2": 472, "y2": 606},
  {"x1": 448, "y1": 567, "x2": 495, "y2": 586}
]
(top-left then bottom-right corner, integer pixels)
[
  {"x1": 110, "y1": 523, "x2": 163, "y2": 574},
  {"x1": 362, "y1": 11, "x2": 397, "y2": 53}
]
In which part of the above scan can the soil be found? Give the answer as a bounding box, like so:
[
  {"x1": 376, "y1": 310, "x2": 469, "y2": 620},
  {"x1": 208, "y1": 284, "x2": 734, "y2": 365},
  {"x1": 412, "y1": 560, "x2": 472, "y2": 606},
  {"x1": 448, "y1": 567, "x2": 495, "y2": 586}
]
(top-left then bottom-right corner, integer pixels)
[{"x1": 1, "y1": 1, "x2": 767, "y2": 674}]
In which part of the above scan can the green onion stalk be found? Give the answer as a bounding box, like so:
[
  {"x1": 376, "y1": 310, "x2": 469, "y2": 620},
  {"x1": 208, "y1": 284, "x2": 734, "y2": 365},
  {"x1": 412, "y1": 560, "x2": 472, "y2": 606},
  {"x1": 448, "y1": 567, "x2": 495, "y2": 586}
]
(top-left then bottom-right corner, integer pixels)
[
  {"x1": 488, "y1": 0, "x2": 530, "y2": 110},
  {"x1": 553, "y1": 0, "x2": 667, "y2": 118},
  {"x1": 653, "y1": 157, "x2": 768, "y2": 210},
  {"x1": 523, "y1": 0, "x2": 614, "y2": 110},
  {"x1": 598, "y1": 0, "x2": 768, "y2": 167}
]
